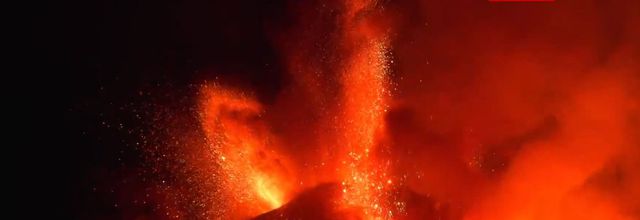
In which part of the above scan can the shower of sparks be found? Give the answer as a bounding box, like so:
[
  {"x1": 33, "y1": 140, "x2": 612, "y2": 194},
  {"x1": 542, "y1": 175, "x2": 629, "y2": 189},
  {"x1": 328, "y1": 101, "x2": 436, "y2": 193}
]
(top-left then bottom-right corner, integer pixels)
[
  {"x1": 337, "y1": 40, "x2": 398, "y2": 219},
  {"x1": 333, "y1": 1, "x2": 403, "y2": 217},
  {"x1": 195, "y1": 1, "x2": 406, "y2": 218},
  {"x1": 199, "y1": 84, "x2": 294, "y2": 218}
]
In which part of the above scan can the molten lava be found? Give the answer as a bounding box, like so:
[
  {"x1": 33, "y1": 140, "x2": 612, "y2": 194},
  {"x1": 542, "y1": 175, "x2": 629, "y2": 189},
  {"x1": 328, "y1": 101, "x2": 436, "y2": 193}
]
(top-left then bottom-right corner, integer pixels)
[
  {"x1": 199, "y1": 84, "x2": 294, "y2": 217},
  {"x1": 197, "y1": 1, "x2": 400, "y2": 217}
]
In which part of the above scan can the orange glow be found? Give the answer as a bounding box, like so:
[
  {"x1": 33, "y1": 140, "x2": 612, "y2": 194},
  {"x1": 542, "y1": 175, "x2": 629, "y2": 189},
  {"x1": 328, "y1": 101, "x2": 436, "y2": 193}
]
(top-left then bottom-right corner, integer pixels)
[
  {"x1": 198, "y1": 84, "x2": 293, "y2": 218},
  {"x1": 254, "y1": 174, "x2": 284, "y2": 209},
  {"x1": 144, "y1": 0, "x2": 640, "y2": 219},
  {"x1": 332, "y1": 1, "x2": 398, "y2": 219}
]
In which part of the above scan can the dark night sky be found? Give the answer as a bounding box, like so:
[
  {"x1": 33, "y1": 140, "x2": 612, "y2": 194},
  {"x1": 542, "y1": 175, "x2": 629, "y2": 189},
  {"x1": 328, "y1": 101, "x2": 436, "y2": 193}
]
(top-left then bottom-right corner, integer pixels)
[{"x1": 44, "y1": 0, "x2": 289, "y2": 218}]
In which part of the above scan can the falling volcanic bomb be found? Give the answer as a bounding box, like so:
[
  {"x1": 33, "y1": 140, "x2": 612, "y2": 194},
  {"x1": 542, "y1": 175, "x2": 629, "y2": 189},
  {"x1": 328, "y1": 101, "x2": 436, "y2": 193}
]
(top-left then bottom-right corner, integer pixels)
[{"x1": 135, "y1": 0, "x2": 640, "y2": 219}]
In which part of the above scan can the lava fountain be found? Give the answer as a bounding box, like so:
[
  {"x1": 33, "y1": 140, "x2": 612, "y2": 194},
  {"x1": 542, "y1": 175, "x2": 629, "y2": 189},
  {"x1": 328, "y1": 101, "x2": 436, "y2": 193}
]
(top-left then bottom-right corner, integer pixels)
[{"x1": 198, "y1": 1, "x2": 400, "y2": 218}]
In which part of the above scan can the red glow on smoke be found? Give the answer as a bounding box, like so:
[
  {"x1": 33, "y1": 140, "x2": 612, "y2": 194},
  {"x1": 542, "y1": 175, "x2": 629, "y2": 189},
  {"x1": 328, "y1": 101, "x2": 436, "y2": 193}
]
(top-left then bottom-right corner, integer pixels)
[{"x1": 141, "y1": 0, "x2": 640, "y2": 219}]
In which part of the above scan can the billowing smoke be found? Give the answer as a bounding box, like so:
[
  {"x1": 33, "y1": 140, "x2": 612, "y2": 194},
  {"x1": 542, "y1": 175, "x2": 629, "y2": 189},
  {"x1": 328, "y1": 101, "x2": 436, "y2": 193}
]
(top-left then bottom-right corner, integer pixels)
[{"x1": 386, "y1": 1, "x2": 639, "y2": 219}]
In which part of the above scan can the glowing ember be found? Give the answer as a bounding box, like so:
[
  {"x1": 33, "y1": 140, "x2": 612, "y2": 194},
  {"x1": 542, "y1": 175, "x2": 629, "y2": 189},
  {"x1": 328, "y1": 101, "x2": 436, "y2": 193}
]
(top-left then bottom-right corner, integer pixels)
[{"x1": 199, "y1": 84, "x2": 293, "y2": 218}]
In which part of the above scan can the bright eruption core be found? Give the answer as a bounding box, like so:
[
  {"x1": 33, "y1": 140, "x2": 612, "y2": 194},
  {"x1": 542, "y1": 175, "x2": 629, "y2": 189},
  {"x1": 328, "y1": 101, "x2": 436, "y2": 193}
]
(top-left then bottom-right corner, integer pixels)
[{"x1": 139, "y1": 0, "x2": 640, "y2": 219}]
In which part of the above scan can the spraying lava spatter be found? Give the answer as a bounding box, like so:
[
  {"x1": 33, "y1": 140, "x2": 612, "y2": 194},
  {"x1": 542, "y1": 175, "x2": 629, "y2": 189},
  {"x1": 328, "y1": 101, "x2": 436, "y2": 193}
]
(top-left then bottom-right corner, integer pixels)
[
  {"x1": 199, "y1": 83, "x2": 294, "y2": 218},
  {"x1": 197, "y1": 1, "x2": 402, "y2": 218},
  {"x1": 332, "y1": 1, "x2": 400, "y2": 219}
]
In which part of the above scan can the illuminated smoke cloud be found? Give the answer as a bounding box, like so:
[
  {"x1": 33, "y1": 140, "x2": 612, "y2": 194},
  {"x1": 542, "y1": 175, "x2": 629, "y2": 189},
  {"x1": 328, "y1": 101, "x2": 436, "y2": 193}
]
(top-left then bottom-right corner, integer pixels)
[{"x1": 139, "y1": 0, "x2": 640, "y2": 219}]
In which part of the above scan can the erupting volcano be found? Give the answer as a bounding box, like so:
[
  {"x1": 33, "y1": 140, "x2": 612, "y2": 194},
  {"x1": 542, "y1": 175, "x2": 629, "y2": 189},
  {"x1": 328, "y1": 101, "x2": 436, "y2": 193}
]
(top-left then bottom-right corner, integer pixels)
[
  {"x1": 66, "y1": 0, "x2": 640, "y2": 219},
  {"x1": 196, "y1": 2, "x2": 400, "y2": 218}
]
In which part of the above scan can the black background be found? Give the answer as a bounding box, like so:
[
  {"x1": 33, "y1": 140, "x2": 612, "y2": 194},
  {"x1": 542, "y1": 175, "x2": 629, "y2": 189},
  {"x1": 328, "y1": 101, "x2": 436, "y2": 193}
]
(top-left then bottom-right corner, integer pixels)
[{"x1": 37, "y1": 0, "x2": 290, "y2": 218}]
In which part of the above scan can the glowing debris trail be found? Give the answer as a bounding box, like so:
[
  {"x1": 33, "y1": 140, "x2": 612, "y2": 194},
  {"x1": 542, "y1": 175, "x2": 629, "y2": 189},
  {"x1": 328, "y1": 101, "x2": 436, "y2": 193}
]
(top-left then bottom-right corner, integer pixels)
[
  {"x1": 334, "y1": 1, "x2": 400, "y2": 219},
  {"x1": 193, "y1": 1, "x2": 401, "y2": 218},
  {"x1": 199, "y1": 84, "x2": 293, "y2": 218},
  {"x1": 195, "y1": 1, "x2": 401, "y2": 219},
  {"x1": 337, "y1": 38, "x2": 397, "y2": 218}
]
